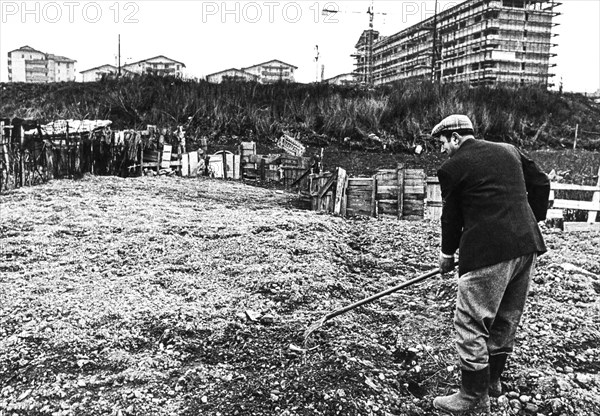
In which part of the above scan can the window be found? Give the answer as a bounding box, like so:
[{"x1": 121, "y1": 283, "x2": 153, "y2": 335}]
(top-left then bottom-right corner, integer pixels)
[{"x1": 521, "y1": 63, "x2": 526, "y2": 70}]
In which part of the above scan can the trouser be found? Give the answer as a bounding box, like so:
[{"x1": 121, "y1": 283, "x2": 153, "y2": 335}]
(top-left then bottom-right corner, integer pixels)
[{"x1": 454, "y1": 253, "x2": 537, "y2": 372}]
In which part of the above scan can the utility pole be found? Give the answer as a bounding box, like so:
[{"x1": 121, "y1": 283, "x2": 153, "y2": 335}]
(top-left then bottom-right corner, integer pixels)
[
  {"x1": 314, "y1": 45, "x2": 320, "y2": 82},
  {"x1": 431, "y1": 0, "x2": 439, "y2": 83},
  {"x1": 118, "y1": 34, "x2": 121, "y2": 77}
]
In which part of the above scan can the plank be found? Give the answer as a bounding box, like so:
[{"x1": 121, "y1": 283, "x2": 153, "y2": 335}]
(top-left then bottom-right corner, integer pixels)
[
  {"x1": 551, "y1": 183, "x2": 600, "y2": 192},
  {"x1": 398, "y1": 164, "x2": 405, "y2": 220},
  {"x1": 318, "y1": 172, "x2": 338, "y2": 199},
  {"x1": 334, "y1": 168, "x2": 347, "y2": 215},
  {"x1": 189, "y1": 152, "x2": 199, "y2": 176},
  {"x1": 587, "y1": 167, "x2": 600, "y2": 223},
  {"x1": 348, "y1": 185, "x2": 373, "y2": 193},
  {"x1": 553, "y1": 199, "x2": 599, "y2": 211},
  {"x1": 348, "y1": 178, "x2": 373, "y2": 186},
  {"x1": 371, "y1": 176, "x2": 377, "y2": 217},
  {"x1": 546, "y1": 209, "x2": 564, "y2": 219},
  {"x1": 377, "y1": 179, "x2": 399, "y2": 187},
  {"x1": 563, "y1": 222, "x2": 600, "y2": 232},
  {"x1": 161, "y1": 145, "x2": 172, "y2": 169},
  {"x1": 376, "y1": 185, "x2": 399, "y2": 198},
  {"x1": 181, "y1": 153, "x2": 189, "y2": 177}
]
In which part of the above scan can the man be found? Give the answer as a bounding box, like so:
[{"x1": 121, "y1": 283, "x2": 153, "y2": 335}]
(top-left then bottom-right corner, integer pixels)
[{"x1": 431, "y1": 114, "x2": 550, "y2": 415}]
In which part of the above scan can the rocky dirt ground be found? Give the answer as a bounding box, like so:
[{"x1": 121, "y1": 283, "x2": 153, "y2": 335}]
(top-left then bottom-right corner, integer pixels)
[{"x1": 1, "y1": 175, "x2": 599, "y2": 416}]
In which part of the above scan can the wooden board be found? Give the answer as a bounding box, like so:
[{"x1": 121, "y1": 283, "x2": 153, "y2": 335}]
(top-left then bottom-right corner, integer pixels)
[
  {"x1": 553, "y1": 199, "x2": 599, "y2": 212},
  {"x1": 334, "y1": 168, "x2": 347, "y2": 215},
  {"x1": 588, "y1": 167, "x2": 600, "y2": 223},
  {"x1": 181, "y1": 153, "x2": 189, "y2": 177},
  {"x1": 161, "y1": 145, "x2": 172, "y2": 169},
  {"x1": 189, "y1": 152, "x2": 199, "y2": 177},
  {"x1": 551, "y1": 183, "x2": 600, "y2": 192},
  {"x1": 378, "y1": 200, "x2": 398, "y2": 217},
  {"x1": 563, "y1": 222, "x2": 600, "y2": 232}
]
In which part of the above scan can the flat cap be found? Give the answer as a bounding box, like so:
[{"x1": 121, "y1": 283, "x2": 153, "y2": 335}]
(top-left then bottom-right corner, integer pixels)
[{"x1": 431, "y1": 114, "x2": 474, "y2": 138}]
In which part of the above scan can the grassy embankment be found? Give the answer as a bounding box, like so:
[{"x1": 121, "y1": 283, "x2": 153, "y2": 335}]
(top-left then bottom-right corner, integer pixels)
[{"x1": 1, "y1": 75, "x2": 599, "y2": 152}]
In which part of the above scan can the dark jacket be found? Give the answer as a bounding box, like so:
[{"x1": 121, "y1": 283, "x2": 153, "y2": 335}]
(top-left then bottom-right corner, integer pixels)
[{"x1": 437, "y1": 139, "x2": 549, "y2": 276}]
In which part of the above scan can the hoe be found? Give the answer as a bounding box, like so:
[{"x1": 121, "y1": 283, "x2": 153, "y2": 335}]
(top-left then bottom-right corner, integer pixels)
[{"x1": 304, "y1": 267, "x2": 450, "y2": 344}]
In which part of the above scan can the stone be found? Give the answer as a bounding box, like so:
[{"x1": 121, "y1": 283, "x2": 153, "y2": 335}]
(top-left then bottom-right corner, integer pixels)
[
  {"x1": 550, "y1": 398, "x2": 564, "y2": 413},
  {"x1": 507, "y1": 391, "x2": 519, "y2": 399},
  {"x1": 509, "y1": 399, "x2": 522, "y2": 410},
  {"x1": 497, "y1": 395, "x2": 509, "y2": 408}
]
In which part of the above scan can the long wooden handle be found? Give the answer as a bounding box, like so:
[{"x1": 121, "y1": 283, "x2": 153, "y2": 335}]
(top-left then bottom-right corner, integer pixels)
[{"x1": 323, "y1": 268, "x2": 442, "y2": 322}]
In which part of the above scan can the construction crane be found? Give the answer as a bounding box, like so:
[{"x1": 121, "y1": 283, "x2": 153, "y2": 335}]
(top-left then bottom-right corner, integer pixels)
[{"x1": 322, "y1": 1, "x2": 387, "y2": 86}]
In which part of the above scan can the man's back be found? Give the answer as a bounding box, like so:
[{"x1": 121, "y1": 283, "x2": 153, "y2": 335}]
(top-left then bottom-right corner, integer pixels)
[{"x1": 437, "y1": 139, "x2": 547, "y2": 275}]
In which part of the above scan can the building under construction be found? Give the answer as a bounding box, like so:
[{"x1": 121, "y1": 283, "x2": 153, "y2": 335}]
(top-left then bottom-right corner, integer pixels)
[{"x1": 354, "y1": 0, "x2": 560, "y2": 87}]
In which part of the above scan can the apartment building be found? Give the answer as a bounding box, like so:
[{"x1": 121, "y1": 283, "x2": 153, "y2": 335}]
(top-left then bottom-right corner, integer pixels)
[
  {"x1": 324, "y1": 73, "x2": 357, "y2": 86},
  {"x1": 122, "y1": 55, "x2": 185, "y2": 77},
  {"x1": 241, "y1": 60, "x2": 297, "y2": 84},
  {"x1": 206, "y1": 68, "x2": 259, "y2": 83},
  {"x1": 354, "y1": 0, "x2": 559, "y2": 87},
  {"x1": 7, "y1": 45, "x2": 76, "y2": 83},
  {"x1": 80, "y1": 64, "x2": 135, "y2": 82}
]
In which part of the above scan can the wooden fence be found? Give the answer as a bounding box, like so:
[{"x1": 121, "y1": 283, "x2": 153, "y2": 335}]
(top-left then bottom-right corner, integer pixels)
[
  {"x1": 306, "y1": 164, "x2": 432, "y2": 220},
  {"x1": 239, "y1": 141, "x2": 313, "y2": 187},
  {"x1": 306, "y1": 167, "x2": 600, "y2": 229},
  {"x1": 547, "y1": 166, "x2": 600, "y2": 232},
  {"x1": 0, "y1": 120, "x2": 191, "y2": 192}
]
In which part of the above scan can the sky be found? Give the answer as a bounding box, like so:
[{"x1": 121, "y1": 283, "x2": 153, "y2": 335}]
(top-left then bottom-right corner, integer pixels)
[{"x1": 0, "y1": 0, "x2": 598, "y2": 93}]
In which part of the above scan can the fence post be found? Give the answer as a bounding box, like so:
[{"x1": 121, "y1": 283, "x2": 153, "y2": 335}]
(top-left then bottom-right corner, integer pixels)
[
  {"x1": 370, "y1": 175, "x2": 377, "y2": 217},
  {"x1": 588, "y1": 166, "x2": 600, "y2": 223},
  {"x1": 19, "y1": 126, "x2": 25, "y2": 187},
  {"x1": 573, "y1": 124, "x2": 578, "y2": 150},
  {"x1": 334, "y1": 167, "x2": 347, "y2": 215},
  {"x1": 0, "y1": 121, "x2": 3, "y2": 192},
  {"x1": 397, "y1": 164, "x2": 405, "y2": 219}
]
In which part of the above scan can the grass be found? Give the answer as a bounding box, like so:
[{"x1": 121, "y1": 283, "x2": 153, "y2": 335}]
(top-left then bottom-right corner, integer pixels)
[{"x1": 2, "y1": 76, "x2": 599, "y2": 152}]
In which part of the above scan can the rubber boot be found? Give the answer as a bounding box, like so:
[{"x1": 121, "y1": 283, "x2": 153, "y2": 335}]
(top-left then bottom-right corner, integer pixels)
[
  {"x1": 433, "y1": 367, "x2": 490, "y2": 415},
  {"x1": 489, "y1": 353, "x2": 508, "y2": 397}
]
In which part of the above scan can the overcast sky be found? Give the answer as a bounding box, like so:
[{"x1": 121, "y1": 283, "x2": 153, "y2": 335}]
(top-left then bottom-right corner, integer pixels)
[{"x1": 0, "y1": 0, "x2": 598, "y2": 92}]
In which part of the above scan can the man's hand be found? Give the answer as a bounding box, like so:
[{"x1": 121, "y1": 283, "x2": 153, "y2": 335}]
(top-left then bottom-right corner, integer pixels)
[{"x1": 439, "y1": 252, "x2": 455, "y2": 274}]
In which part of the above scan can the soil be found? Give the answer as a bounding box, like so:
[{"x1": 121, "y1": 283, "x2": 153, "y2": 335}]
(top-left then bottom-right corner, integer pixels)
[{"x1": 0, "y1": 174, "x2": 599, "y2": 416}]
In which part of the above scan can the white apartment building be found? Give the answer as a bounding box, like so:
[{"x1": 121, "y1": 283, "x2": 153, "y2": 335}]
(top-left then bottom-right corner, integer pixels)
[
  {"x1": 121, "y1": 56, "x2": 185, "y2": 77},
  {"x1": 7, "y1": 45, "x2": 76, "y2": 83},
  {"x1": 206, "y1": 68, "x2": 259, "y2": 83},
  {"x1": 79, "y1": 64, "x2": 135, "y2": 82},
  {"x1": 241, "y1": 60, "x2": 297, "y2": 84}
]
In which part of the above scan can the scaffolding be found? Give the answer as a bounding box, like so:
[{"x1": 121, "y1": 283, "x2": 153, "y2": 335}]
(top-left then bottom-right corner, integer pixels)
[{"x1": 354, "y1": 0, "x2": 560, "y2": 87}]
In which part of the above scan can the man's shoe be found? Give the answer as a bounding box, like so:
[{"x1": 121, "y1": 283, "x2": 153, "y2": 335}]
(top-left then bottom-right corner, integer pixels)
[
  {"x1": 489, "y1": 354, "x2": 508, "y2": 398},
  {"x1": 433, "y1": 367, "x2": 491, "y2": 415}
]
